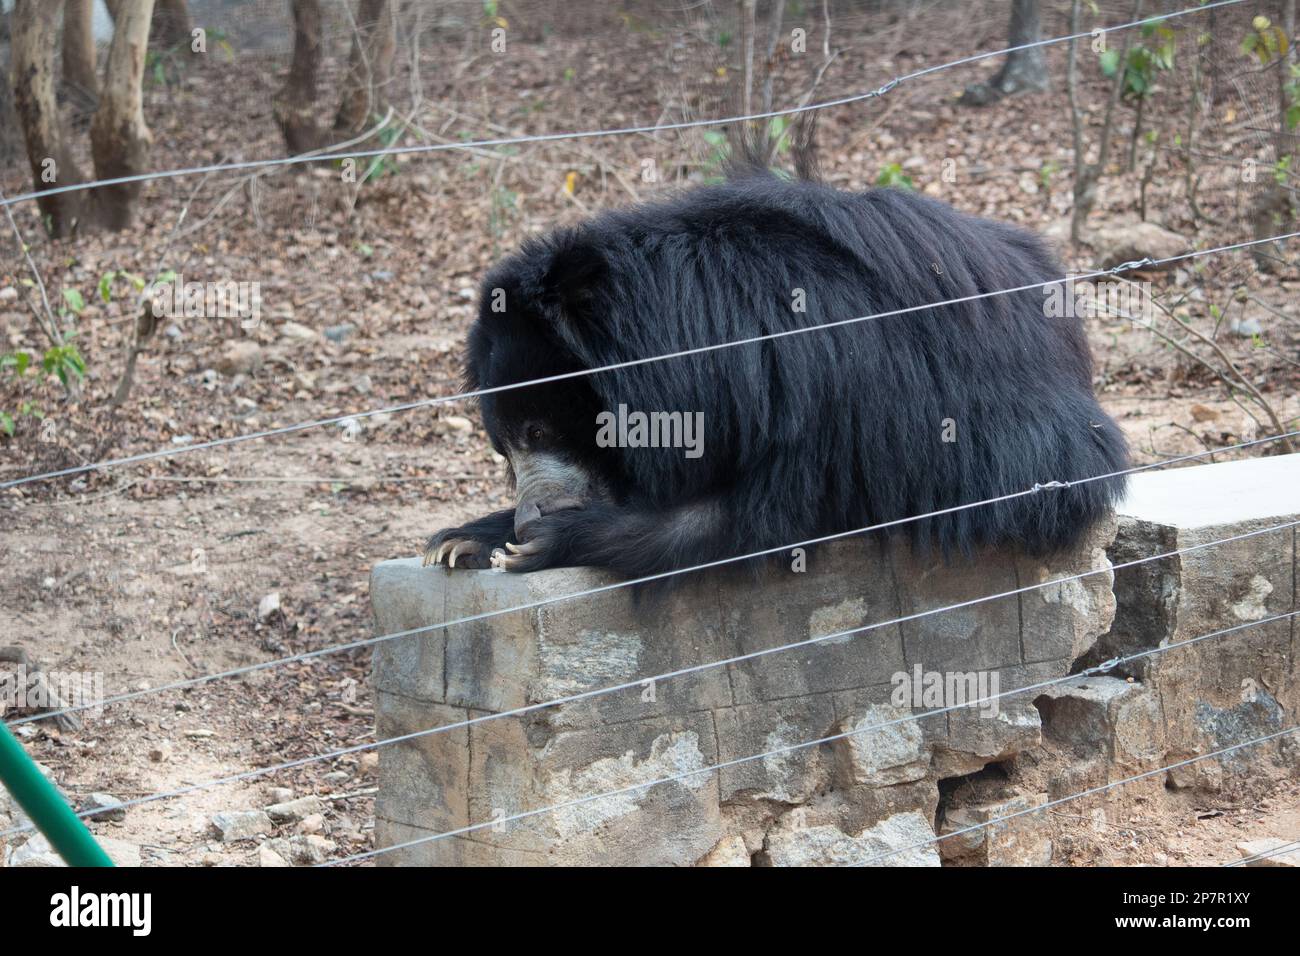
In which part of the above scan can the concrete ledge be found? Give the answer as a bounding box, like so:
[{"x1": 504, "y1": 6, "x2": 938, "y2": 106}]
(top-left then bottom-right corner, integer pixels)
[
  {"x1": 1116, "y1": 452, "x2": 1300, "y2": 528},
  {"x1": 1090, "y1": 452, "x2": 1299, "y2": 795}
]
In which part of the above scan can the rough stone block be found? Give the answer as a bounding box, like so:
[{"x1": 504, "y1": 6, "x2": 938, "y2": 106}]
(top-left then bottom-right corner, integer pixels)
[
  {"x1": 1105, "y1": 454, "x2": 1299, "y2": 791},
  {"x1": 1236, "y1": 838, "x2": 1300, "y2": 867},
  {"x1": 763, "y1": 809, "x2": 941, "y2": 867},
  {"x1": 1036, "y1": 676, "x2": 1167, "y2": 772},
  {"x1": 939, "y1": 793, "x2": 1053, "y2": 866}
]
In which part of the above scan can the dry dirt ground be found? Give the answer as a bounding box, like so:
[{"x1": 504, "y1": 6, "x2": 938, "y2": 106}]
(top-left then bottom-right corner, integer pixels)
[{"x1": 1, "y1": 1, "x2": 1297, "y2": 865}]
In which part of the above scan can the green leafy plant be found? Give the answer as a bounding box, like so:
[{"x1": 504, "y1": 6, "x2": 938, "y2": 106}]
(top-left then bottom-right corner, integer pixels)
[
  {"x1": 699, "y1": 118, "x2": 793, "y2": 183},
  {"x1": 1240, "y1": 14, "x2": 1289, "y2": 65},
  {"x1": 42, "y1": 339, "x2": 87, "y2": 387},
  {"x1": 876, "y1": 163, "x2": 915, "y2": 190},
  {"x1": 1101, "y1": 19, "x2": 1176, "y2": 99},
  {"x1": 1039, "y1": 160, "x2": 1061, "y2": 190},
  {"x1": 360, "y1": 120, "x2": 405, "y2": 184},
  {"x1": 1275, "y1": 155, "x2": 1294, "y2": 186},
  {"x1": 0, "y1": 340, "x2": 82, "y2": 436}
]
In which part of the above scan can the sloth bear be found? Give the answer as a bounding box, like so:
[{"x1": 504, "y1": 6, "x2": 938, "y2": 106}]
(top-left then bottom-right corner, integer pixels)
[{"x1": 425, "y1": 163, "x2": 1129, "y2": 577}]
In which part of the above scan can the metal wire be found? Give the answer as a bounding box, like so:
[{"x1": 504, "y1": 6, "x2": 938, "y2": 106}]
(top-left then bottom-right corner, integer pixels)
[
  {"x1": 324, "y1": 611, "x2": 1300, "y2": 865},
  {"x1": 3, "y1": 228, "x2": 1296, "y2": 494},
  {"x1": 7, "y1": 523, "x2": 1291, "y2": 843},
  {"x1": 1223, "y1": 837, "x2": 1300, "y2": 867},
  {"x1": 9, "y1": 428, "x2": 1298, "y2": 730},
  {"x1": 854, "y1": 726, "x2": 1300, "y2": 866},
  {"x1": 0, "y1": 0, "x2": 1247, "y2": 212}
]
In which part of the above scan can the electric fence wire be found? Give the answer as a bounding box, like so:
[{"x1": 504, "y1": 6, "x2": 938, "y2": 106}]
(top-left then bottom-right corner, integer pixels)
[
  {"x1": 325, "y1": 611, "x2": 1300, "y2": 865},
  {"x1": 7, "y1": 428, "x2": 1297, "y2": 731},
  {"x1": 3, "y1": 522, "x2": 1295, "y2": 842},
  {"x1": 853, "y1": 726, "x2": 1300, "y2": 866},
  {"x1": 1223, "y1": 836, "x2": 1300, "y2": 867},
  {"x1": 0, "y1": 0, "x2": 1249, "y2": 214},
  {"x1": 2, "y1": 228, "x2": 1297, "y2": 493}
]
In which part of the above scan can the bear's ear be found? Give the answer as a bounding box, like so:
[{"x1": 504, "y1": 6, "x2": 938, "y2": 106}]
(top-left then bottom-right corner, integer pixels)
[{"x1": 539, "y1": 232, "x2": 608, "y2": 324}]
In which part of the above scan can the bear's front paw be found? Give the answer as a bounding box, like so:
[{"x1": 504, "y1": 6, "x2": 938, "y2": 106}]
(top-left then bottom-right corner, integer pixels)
[
  {"x1": 488, "y1": 538, "x2": 549, "y2": 573},
  {"x1": 487, "y1": 510, "x2": 582, "y2": 573},
  {"x1": 423, "y1": 530, "x2": 495, "y2": 569}
]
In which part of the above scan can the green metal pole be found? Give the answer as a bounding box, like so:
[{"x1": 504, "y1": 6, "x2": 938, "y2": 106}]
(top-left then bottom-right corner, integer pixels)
[{"x1": 0, "y1": 721, "x2": 113, "y2": 867}]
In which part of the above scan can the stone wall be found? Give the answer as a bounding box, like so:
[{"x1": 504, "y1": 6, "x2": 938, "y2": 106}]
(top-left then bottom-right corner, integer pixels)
[
  {"x1": 1066, "y1": 453, "x2": 1299, "y2": 798},
  {"x1": 371, "y1": 518, "x2": 1116, "y2": 865},
  {"x1": 370, "y1": 453, "x2": 1299, "y2": 866}
]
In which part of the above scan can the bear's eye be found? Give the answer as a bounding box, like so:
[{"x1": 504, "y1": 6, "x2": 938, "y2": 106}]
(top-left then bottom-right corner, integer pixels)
[{"x1": 528, "y1": 425, "x2": 545, "y2": 443}]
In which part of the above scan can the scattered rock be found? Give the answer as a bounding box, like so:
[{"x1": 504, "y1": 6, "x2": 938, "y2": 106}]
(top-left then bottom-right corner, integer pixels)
[
  {"x1": 1237, "y1": 838, "x2": 1300, "y2": 867},
  {"x1": 215, "y1": 340, "x2": 263, "y2": 376},
  {"x1": 258, "y1": 843, "x2": 291, "y2": 867},
  {"x1": 323, "y1": 323, "x2": 356, "y2": 344},
  {"x1": 4, "y1": 835, "x2": 63, "y2": 867},
  {"x1": 1090, "y1": 220, "x2": 1189, "y2": 271},
  {"x1": 98, "y1": 837, "x2": 143, "y2": 867},
  {"x1": 1230, "y1": 316, "x2": 1263, "y2": 338},
  {"x1": 266, "y1": 787, "x2": 294, "y2": 804},
  {"x1": 5, "y1": 833, "x2": 140, "y2": 867},
  {"x1": 265, "y1": 795, "x2": 324, "y2": 824},
  {"x1": 322, "y1": 770, "x2": 351, "y2": 785},
  {"x1": 0, "y1": 286, "x2": 18, "y2": 302},
  {"x1": 441, "y1": 415, "x2": 474, "y2": 433},
  {"x1": 257, "y1": 592, "x2": 281, "y2": 622},
  {"x1": 263, "y1": 834, "x2": 336, "y2": 866},
  {"x1": 211, "y1": 809, "x2": 274, "y2": 842},
  {"x1": 298, "y1": 814, "x2": 326, "y2": 835},
  {"x1": 82, "y1": 792, "x2": 127, "y2": 822},
  {"x1": 279, "y1": 320, "x2": 318, "y2": 341}
]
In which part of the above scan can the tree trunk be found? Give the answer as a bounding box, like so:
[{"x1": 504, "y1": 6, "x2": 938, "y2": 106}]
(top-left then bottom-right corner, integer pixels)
[
  {"x1": 0, "y1": 31, "x2": 22, "y2": 163},
  {"x1": 10, "y1": 0, "x2": 88, "y2": 237},
  {"x1": 153, "y1": 0, "x2": 191, "y2": 49},
  {"x1": 62, "y1": 0, "x2": 100, "y2": 100},
  {"x1": 759, "y1": 0, "x2": 786, "y2": 115},
  {"x1": 333, "y1": 0, "x2": 395, "y2": 136},
  {"x1": 960, "y1": 0, "x2": 1048, "y2": 105},
  {"x1": 90, "y1": 0, "x2": 155, "y2": 231},
  {"x1": 1068, "y1": 0, "x2": 1143, "y2": 245},
  {"x1": 993, "y1": 0, "x2": 1049, "y2": 94},
  {"x1": 739, "y1": 0, "x2": 756, "y2": 115},
  {"x1": 274, "y1": 0, "x2": 327, "y2": 153}
]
